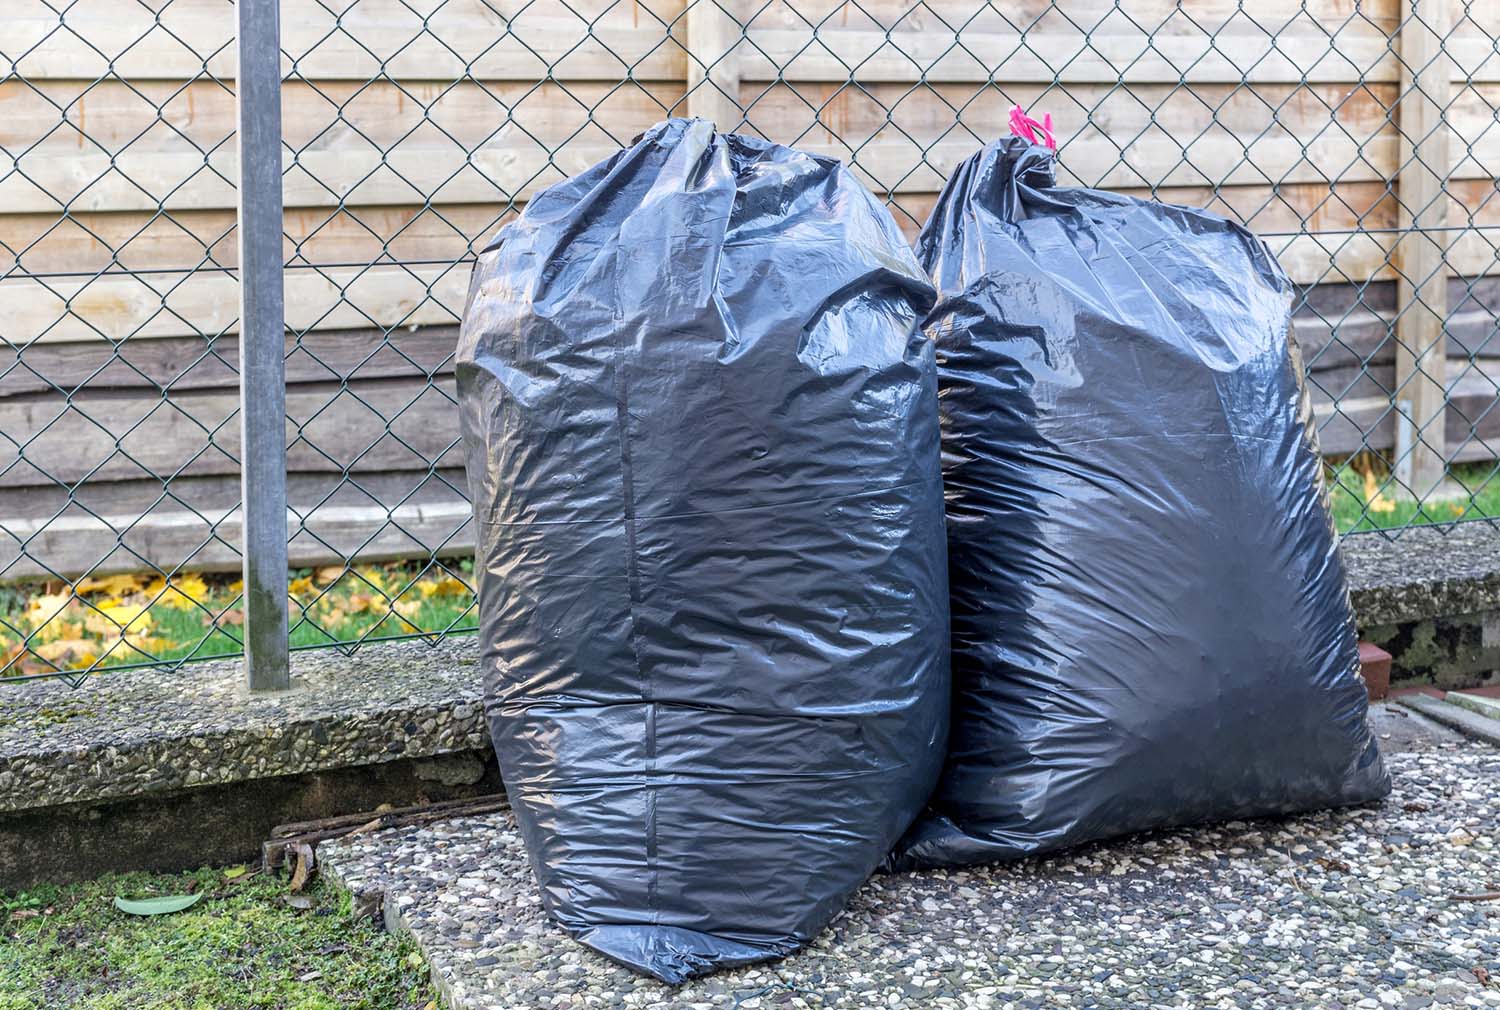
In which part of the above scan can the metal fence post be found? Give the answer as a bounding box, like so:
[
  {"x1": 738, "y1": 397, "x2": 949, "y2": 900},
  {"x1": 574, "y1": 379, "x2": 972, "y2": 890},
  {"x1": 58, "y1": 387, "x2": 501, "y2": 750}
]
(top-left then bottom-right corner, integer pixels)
[{"x1": 237, "y1": 0, "x2": 291, "y2": 691}]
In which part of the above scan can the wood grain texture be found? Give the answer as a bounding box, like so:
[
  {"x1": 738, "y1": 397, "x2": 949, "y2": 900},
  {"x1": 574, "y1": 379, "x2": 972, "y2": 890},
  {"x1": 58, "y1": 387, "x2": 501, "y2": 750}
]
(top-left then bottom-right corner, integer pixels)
[{"x1": 1393, "y1": 0, "x2": 1454, "y2": 492}]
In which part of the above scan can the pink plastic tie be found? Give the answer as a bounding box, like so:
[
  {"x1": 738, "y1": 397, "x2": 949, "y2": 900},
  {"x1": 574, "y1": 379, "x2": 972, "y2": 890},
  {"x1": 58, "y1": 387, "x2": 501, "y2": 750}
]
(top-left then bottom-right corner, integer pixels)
[{"x1": 1008, "y1": 104, "x2": 1057, "y2": 150}]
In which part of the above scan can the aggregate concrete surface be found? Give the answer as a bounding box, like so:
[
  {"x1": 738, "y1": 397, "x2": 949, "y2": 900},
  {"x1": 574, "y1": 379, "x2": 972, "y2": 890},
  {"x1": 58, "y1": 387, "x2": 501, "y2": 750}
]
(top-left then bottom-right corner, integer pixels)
[{"x1": 322, "y1": 706, "x2": 1500, "y2": 1009}]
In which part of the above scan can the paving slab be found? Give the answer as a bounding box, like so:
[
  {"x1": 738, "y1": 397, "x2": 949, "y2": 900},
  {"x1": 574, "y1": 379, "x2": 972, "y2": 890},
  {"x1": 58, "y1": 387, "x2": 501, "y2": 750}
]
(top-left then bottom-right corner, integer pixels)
[
  {"x1": 1396, "y1": 695, "x2": 1500, "y2": 748},
  {"x1": 1342, "y1": 523, "x2": 1500, "y2": 627},
  {"x1": 0, "y1": 637, "x2": 486, "y2": 814},
  {"x1": 321, "y1": 709, "x2": 1500, "y2": 1010}
]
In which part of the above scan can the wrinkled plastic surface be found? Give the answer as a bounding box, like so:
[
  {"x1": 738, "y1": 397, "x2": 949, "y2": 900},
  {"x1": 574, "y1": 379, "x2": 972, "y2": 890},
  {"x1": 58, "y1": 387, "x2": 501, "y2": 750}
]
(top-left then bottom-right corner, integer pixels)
[
  {"x1": 889, "y1": 138, "x2": 1390, "y2": 872},
  {"x1": 455, "y1": 119, "x2": 950, "y2": 982}
]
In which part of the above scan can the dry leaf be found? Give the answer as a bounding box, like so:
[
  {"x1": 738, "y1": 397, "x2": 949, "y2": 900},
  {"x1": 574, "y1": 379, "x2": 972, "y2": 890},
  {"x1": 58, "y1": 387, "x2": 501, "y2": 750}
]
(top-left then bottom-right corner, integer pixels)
[
  {"x1": 83, "y1": 602, "x2": 153, "y2": 637},
  {"x1": 314, "y1": 565, "x2": 345, "y2": 585},
  {"x1": 418, "y1": 576, "x2": 469, "y2": 599},
  {"x1": 147, "y1": 574, "x2": 212, "y2": 610},
  {"x1": 74, "y1": 573, "x2": 144, "y2": 596},
  {"x1": 288, "y1": 576, "x2": 316, "y2": 598},
  {"x1": 346, "y1": 593, "x2": 378, "y2": 614},
  {"x1": 33, "y1": 639, "x2": 99, "y2": 668}
]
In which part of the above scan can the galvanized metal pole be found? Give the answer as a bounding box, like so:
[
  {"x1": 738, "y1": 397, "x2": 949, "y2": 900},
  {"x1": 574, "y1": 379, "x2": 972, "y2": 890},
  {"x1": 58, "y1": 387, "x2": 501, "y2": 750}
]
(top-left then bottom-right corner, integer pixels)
[{"x1": 237, "y1": 0, "x2": 290, "y2": 691}]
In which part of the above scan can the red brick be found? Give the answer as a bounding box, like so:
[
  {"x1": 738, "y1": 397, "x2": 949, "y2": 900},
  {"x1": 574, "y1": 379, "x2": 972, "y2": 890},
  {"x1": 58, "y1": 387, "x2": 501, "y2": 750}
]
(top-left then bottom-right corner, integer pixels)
[{"x1": 1357, "y1": 641, "x2": 1392, "y2": 701}]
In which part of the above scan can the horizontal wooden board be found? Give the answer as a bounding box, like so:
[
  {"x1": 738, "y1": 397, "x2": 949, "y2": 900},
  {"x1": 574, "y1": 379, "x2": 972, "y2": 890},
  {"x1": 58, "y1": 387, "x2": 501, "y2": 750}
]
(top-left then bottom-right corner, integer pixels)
[
  {"x1": 3, "y1": 261, "x2": 471, "y2": 344},
  {"x1": 0, "y1": 375, "x2": 466, "y2": 487},
  {"x1": 0, "y1": 497, "x2": 475, "y2": 581},
  {"x1": 0, "y1": 466, "x2": 468, "y2": 521},
  {"x1": 19, "y1": 0, "x2": 1500, "y2": 86},
  {"x1": 28, "y1": 78, "x2": 1500, "y2": 214},
  {"x1": 4, "y1": 0, "x2": 687, "y2": 83},
  {"x1": 1, "y1": 204, "x2": 515, "y2": 277},
  {"x1": 1312, "y1": 359, "x2": 1500, "y2": 459},
  {"x1": 0, "y1": 326, "x2": 461, "y2": 398}
]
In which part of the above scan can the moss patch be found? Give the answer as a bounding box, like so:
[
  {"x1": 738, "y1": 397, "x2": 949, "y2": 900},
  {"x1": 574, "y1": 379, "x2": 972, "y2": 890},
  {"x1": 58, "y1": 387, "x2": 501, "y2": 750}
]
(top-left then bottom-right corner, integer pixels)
[{"x1": 0, "y1": 867, "x2": 436, "y2": 1010}]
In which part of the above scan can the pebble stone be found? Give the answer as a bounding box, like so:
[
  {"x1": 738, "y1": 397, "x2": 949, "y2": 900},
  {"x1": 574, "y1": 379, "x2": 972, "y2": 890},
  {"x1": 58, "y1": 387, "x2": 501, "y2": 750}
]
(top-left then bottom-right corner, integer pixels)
[{"x1": 321, "y1": 710, "x2": 1500, "y2": 1009}]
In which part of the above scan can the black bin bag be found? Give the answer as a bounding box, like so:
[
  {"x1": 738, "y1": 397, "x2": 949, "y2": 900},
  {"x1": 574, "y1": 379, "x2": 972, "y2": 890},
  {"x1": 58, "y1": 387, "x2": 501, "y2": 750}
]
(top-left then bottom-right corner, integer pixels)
[
  {"x1": 456, "y1": 118, "x2": 950, "y2": 982},
  {"x1": 888, "y1": 137, "x2": 1390, "y2": 872}
]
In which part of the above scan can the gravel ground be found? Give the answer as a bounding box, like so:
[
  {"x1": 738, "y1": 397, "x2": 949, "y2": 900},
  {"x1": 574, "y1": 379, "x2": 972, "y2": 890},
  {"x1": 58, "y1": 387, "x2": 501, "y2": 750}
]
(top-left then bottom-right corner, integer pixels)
[{"x1": 321, "y1": 707, "x2": 1500, "y2": 1009}]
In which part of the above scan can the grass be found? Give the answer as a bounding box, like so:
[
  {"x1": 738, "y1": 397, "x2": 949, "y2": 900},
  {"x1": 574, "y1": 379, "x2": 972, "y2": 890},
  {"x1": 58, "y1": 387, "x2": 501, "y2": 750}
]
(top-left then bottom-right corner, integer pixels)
[
  {"x1": 0, "y1": 867, "x2": 436, "y2": 1010},
  {"x1": 1325, "y1": 460, "x2": 1500, "y2": 534},
  {"x1": 1, "y1": 561, "x2": 478, "y2": 682}
]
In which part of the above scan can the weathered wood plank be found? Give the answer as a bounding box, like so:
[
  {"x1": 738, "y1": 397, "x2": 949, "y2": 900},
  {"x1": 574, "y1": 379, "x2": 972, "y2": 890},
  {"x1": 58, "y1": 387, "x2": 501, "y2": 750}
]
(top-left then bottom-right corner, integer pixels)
[
  {"x1": 0, "y1": 498, "x2": 476, "y2": 582},
  {"x1": 6, "y1": 0, "x2": 1432, "y2": 84},
  {"x1": 0, "y1": 327, "x2": 460, "y2": 399},
  {"x1": 0, "y1": 467, "x2": 469, "y2": 526},
  {"x1": 3, "y1": 261, "x2": 471, "y2": 344},
  {"x1": 1, "y1": 78, "x2": 1421, "y2": 212},
  {"x1": 1, "y1": 205, "x2": 515, "y2": 277},
  {"x1": 1311, "y1": 358, "x2": 1500, "y2": 459},
  {"x1": 4, "y1": 0, "x2": 688, "y2": 82},
  {"x1": 0, "y1": 376, "x2": 466, "y2": 487},
  {"x1": 1393, "y1": 0, "x2": 1455, "y2": 494},
  {"x1": 686, "y1": 0, "x2": 744, "y2": 130}
]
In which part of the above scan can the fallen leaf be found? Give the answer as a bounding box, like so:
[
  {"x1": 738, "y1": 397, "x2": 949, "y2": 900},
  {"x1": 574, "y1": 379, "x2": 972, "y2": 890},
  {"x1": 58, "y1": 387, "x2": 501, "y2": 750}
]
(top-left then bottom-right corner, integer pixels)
[
  {"x1": 356, "y1": 566, "x2": 391, "y2": 594},
  {"x1": 113, "y1": 894, "x2": 203, "y2": 916},
  {"x1": 314, "y1": 565, "x2": 345, "y2": 585},
  {"x1": 1315, "y1": 856, "x2": 1351, "y2": 873},
  {"x1": 288, "y1": 576, "x2": 316, "y2": 598},
  {"x1": 33, "y1": 639, "x2": 99, "y2": 667},
  {"x1": 405, "y1": 952, "x2": 425, "y2": 971},
  {"x1": 23, "y1": 593, "x2": 78, "y2": 640},
  {"x1": 148, "y1": 574, "x2": 212, "y2": 610},
  {"x1": 217, "y1": 609, "x2": 245, "y2": 627},
  {"x1": 1474, "y1": 965, "x2": 1491, "y2": 985},
  {"x1": 283, "y1": 895, "x2": 314, "y2": 911},
  {"x1": 223, "y1": 865, "x2": 250, "y2": 880},
  {"x1": 75, "y1": 573, "x2": 144, "y2": 597},
  {"x1": 346, "y1": 593, "x2": 378, "y2": 614},
  {"x1": 418, "y1": 576, "x2": 470, "y2": 599},
  {"x1": 83, "y1": 602, "x2": 152, "y2": 637}
]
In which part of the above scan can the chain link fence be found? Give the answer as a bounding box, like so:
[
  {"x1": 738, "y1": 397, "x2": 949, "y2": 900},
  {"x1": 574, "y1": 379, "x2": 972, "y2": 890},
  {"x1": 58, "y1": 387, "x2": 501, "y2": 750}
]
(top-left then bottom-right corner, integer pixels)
[{"x1": 3, "y1": 0, "x2": 1498, "y2": 686}]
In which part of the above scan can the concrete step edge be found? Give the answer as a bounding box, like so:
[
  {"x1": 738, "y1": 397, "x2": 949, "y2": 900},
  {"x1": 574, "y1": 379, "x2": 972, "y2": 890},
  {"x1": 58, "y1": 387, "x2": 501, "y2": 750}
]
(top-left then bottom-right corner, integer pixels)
[
  {"x1": 1394, "y1": 694, "x2": 1500, "y2": 747},
  {"x1": 1445, "y1": 691, "x2": 1500, "y2": 721}
]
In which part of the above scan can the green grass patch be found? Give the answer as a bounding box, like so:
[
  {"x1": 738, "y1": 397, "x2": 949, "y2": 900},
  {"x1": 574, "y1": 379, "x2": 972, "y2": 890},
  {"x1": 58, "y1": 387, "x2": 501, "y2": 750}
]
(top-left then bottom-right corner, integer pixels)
[
  {"x1": 0, "y1": 867, "x2": 436, "y2": 1010},
  {"x1": 1325, "y1": 461, "x2": 1500, "y2": 534}
]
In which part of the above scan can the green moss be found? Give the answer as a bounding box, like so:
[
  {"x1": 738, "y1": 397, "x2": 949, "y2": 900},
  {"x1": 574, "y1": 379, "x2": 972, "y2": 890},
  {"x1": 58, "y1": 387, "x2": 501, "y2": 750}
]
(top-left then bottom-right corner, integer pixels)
[
  {"x1": 0, "y1": 868, "x2": 435, "y2": 1010},
  {"x1": 1399, "y1": 620, "x2": 1443, "y2": 670}
]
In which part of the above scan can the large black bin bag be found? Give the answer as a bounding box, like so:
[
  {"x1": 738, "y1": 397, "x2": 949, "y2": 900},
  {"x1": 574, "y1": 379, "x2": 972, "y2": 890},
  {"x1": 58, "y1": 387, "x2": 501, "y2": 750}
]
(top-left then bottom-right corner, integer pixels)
[
  {"x1": 888, "y1": 138, "x2": 1389, "y2": 871},
  {"x1": 456, "y1": 118, "x2": 950, "y2": 981}
]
